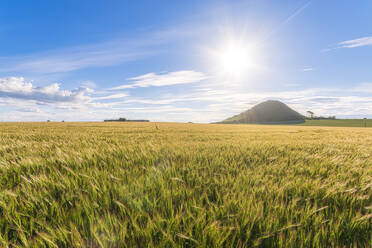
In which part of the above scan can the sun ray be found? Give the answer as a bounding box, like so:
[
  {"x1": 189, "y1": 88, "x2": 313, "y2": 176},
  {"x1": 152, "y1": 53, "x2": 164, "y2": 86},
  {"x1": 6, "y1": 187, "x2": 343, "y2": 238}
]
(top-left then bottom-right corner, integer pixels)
[{"x1": 205, "y1": 33, "x2": 261, "y2": 81}]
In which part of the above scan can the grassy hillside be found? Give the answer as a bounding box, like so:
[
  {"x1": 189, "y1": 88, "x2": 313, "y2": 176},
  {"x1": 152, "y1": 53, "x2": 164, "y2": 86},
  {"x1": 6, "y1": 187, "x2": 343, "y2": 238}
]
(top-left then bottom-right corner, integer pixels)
[
  {"x1": 222, "y1": 100, "x2": 304, "y2": 124},
  {"x1": 299, "y1": 119, "x2": 372, "y2": 127},
  {"x1": 1, "y1": 122, "x2": 372, "y2": 247}
]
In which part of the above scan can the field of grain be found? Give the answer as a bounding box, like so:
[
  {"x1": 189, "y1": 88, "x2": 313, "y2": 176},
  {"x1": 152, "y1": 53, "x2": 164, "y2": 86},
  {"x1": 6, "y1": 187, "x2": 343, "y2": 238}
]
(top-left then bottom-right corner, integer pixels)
[
  {"x1": 0, "y1": 122, "x2": 372, "y2": 247},
  {"x1": 300, "y1": 119, "x2": 372, "y2": 127}
]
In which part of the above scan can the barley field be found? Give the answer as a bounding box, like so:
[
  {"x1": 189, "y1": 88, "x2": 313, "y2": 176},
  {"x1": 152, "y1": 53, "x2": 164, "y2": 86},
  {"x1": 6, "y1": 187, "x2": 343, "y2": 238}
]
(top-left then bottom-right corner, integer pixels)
[
  {"x1": 299, "y1": 119, "x2": 372, "y2": 127},
  {"x1": 0, "y1": 122, "x2": 372, "y2": 247}
]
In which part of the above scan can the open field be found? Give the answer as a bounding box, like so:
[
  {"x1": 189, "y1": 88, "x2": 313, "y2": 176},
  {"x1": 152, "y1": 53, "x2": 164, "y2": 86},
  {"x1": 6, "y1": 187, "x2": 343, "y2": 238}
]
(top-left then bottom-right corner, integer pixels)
[
  {"x1": 299, "y1": 119, "x2": 372, "y2": 127},
  {"x1": 1, "y1": 122, "x2": 372, "y2": 247}
]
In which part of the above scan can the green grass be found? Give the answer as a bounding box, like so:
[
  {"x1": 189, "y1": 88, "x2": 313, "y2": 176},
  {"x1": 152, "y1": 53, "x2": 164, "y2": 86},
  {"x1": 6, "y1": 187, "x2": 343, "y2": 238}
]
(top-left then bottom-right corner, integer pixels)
[
  {"x1": 299, "y1": 119, "x2": 372, "y2": 127},
  {"x1": 0, "y1": 122, "x2": 372, "y2": 247}
]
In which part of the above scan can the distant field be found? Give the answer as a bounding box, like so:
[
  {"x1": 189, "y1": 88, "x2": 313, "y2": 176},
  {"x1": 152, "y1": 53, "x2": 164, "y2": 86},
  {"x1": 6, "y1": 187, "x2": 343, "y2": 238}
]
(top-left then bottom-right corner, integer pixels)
[
  {"x1": 1, "y1": 122, "x2": 372, "y2": 247},
  {"x1": 299, "y1": 119, "x2": 372, "y2": 127}
]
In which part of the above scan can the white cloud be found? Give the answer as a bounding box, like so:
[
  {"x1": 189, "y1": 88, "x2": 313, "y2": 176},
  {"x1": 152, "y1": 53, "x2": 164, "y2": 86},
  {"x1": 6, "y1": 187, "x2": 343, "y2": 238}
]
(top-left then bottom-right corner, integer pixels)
[
  {"x1": 339, "y1": 37, "x2": 372, "y2": 48},
  {"x1": 302, "y1": 68, "x2": 313, "y2": 72},
  {"x1": 0, "y1": 77, "x2": 92, "y2": 104},
  {"x1": 0, "y1": 76, "x2": 136, "y2": 122},
  {"x1": 2, "y1": 75, "x2": 372, "y2": 122},
  {"x1": 111, "y1": 70, "x2": 208, "y2": 89},
  {"x1": 92, "y1": 93, "x2": 128, "y2": 101}
]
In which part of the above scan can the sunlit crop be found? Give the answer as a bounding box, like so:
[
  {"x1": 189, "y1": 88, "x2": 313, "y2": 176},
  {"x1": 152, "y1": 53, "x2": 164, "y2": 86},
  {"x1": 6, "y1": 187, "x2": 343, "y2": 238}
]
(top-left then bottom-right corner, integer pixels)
[{"x1": 0, "y1": 122, "x2": 371, "y2": 247}]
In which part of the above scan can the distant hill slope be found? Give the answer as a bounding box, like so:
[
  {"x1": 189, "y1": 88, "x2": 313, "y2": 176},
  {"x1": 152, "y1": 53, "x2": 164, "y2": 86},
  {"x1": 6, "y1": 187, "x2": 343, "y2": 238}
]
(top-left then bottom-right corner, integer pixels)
[{"x1": 221, "y1": 100, "x2": 304, "y2": 124}]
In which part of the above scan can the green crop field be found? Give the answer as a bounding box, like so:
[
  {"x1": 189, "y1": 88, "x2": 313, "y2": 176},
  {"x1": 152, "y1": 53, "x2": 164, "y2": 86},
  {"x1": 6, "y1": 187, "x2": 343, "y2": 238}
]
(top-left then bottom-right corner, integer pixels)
[
  {"x1": 299, "y1": 119, "x2": 372, "y2": 127},
  {"x1": 1, "y1": 122, "x2": 372, "y2": 247}
]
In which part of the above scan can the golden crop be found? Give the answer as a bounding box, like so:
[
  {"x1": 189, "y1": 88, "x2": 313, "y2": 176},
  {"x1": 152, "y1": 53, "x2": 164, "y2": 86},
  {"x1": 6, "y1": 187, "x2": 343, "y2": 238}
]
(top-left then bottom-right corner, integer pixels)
[{"x1": 0, "y1": 122, "x2": 371, "y2": 247}]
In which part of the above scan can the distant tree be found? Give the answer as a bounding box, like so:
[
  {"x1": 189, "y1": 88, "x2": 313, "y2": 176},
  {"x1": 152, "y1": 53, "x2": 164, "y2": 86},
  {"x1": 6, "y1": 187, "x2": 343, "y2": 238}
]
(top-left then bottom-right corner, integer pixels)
[{"x1": 306, "y1": 111, "x2": 314, "y2": 119}]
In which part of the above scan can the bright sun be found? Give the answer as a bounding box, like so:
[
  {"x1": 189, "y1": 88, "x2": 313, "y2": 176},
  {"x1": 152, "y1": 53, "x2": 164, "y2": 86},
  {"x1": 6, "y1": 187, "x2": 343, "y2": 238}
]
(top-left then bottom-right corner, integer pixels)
[
  {"x1": 207, "y1": 36, "x2": 259, "y2": 80},
  {"x1": 218, "y1": 42, "x2": 251, "y2": 76}
]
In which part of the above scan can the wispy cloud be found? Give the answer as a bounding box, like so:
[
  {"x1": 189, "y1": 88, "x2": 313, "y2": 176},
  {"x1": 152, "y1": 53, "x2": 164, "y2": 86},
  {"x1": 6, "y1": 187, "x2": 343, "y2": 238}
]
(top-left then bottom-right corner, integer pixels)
[
  {"x1": 285, "y1": 83, "x2": 300, "y2": 87},
  {"x1": 0, "y1": 26, "x2": 205, "y2": 75},
  {"x1": 352, "y1": 82, "x2": 372, "y2": 93},
  {"x1": 80, "y1": 80, "x2": 97, "y2": 88},
  {"x1": 281, "y1": 1, "x2": 312, "y2": 27},
  {"x1": 92, "y1": 93, "x2": 128, "y2": 101},
  {"x1": 0, "y1": 43, "x2": 153, "y2": 74},
  {"x1": 263, "y1": 1, "x2": 311, "y2": 41},
  {"x1": 111, "y1": 70, "x2": 208, "y2": 90},
  {"x1": 339, "y1": 37, "x2": 372, "y2": 48},
  {"x1": 302, "y1": 68, "x2": 313, "y2": 72}
]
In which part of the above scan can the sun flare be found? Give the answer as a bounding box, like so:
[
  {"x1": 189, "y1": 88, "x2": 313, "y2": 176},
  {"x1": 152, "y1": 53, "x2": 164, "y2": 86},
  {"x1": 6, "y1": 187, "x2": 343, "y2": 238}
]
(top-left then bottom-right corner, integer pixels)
[
  {"x1": 207, "y1": 36, "x2": 260, "y2": 80},
  {"x1": 217, "y1": 42, "x2": 251, "y2": 75}
]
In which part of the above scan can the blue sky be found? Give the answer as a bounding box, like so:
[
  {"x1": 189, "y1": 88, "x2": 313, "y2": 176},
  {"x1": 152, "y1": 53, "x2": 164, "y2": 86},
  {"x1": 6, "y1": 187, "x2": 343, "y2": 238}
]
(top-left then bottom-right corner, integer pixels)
[{"x1": 1, "y1": 0, "x2": 372, "y2": 122}]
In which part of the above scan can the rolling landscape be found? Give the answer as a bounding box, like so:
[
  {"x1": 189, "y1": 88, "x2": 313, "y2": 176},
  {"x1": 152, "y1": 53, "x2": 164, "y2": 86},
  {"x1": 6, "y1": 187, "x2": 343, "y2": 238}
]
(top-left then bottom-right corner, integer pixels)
[
  {"x1": 1, "y1": 1, "x2": 372, "y2": 247},
  {"x1": 220, "y1": 100, "x2": 372, "y2": 127},
  {"x1": 221, "y1": 100, "x2": 305, "y2": 124}
]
